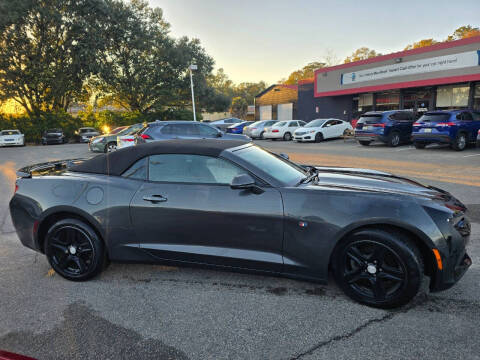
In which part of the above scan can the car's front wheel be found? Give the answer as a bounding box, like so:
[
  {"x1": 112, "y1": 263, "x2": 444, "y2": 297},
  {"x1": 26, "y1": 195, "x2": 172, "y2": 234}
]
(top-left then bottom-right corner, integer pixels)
[
  {"x1": 105, "y1": 142, "x2": 117, "y2": 153},
  {"x1": 44, "y1": 218, "x2": 106, "y2": 281},
  {"x1": 332, "y1": 228, "x2": 423, "y2": 308},
  {"x1": 314, "y1": 132, "x2": 324, "y2": 143}
]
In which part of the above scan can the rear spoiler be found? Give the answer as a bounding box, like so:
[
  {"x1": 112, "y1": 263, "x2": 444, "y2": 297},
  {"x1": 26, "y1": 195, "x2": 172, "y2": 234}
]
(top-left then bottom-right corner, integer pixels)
[{"x1": 16, "y1": 158, "x2": 88, "y2": 178}]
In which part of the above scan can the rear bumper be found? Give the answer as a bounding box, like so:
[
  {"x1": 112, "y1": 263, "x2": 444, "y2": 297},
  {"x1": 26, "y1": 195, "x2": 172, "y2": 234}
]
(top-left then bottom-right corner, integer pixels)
[
  {"x1": 264, "y1": 133, "x2": 283, "y2": 139},
  {"x1": 412, "y1": 134, "x2": 451, "y2": 144},
  {"x1": 354, "y1": 133, "x2": 387, "y2": 143},
  {"x1": 9, "y1": 195, "x2": 42, "y2": 253}
]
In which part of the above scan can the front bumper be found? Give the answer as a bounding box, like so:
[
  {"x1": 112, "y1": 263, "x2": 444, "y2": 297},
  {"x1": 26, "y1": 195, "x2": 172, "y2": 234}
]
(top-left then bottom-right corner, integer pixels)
[
  {"x1": 44, "y1": 138, "x2": 64, "y2": 144},
  {"x1": 294, "y1": 135, "x2": 313, "y2": 142},
  {"x1": 0, "y1": 140, "x2": 24, "y2": 146},
  {"x1": 88, "y1": 141, "x2": 106, "y2": 152}
]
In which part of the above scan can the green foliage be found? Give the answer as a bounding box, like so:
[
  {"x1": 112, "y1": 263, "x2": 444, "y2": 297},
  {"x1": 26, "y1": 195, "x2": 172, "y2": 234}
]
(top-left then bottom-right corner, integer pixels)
[
  {"x1": 344, "y1": 47, "x2": 381, "y2": 64},
  {"x1": 283, "y1": 62, "x2": 326, "y2": 85},
  {"x1": 230, "y1": 96, "x2": 248, "y2": 119}
]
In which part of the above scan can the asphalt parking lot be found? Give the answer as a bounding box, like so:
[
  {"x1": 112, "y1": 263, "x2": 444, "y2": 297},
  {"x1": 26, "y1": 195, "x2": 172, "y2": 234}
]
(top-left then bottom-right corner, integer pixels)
[{"x1": 0, "y1": 140, "x2": 479, "y2": 360}]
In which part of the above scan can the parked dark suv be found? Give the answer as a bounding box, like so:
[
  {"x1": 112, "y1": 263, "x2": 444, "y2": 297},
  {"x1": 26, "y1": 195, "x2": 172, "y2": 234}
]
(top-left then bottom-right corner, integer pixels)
[
  {"x1": 135, "y1": 121, "x2": 250, "y2": 144},
  {"x1": 411, "y1": 110, "x2": 480, "y2": 151},
  {"x1": 354, "y1": 110, "x2": 415, "y2": 147},
  {"x1": 41, "y1": 128, "x2": 66, "y2": 145}
]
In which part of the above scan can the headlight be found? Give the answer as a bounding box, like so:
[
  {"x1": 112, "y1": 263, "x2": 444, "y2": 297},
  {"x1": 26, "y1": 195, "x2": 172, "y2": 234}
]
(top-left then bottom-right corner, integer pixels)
[{"x1": 92, "y1": 137, "x2": 104, "y2": 144}]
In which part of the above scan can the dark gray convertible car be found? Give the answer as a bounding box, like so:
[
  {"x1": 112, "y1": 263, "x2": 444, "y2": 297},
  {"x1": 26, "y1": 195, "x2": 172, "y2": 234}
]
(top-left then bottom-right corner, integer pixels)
[{"x1": 9, "y1": 140, "x2": 471, "y2": 308}]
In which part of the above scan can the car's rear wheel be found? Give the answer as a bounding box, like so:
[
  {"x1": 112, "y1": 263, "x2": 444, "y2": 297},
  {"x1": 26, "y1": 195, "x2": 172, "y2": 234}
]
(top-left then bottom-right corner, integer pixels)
[
  {"x1": 283, "y1": 132, "x2": 292, "y2": 141},
  {"x1": 105, "y1": 142, "x2": 117, "y2": 153},
  {"x1": 414, "y1": 142, "x2": 426, "y2": 149},
  {"x1": 314, "y1": 132, "x2": 324, "y2": 143},
  {"x1": 333, "y1": 228, "x2": 423, "y2": 308},
  {"x1": 359, "y1": 140, "x2": 371, "y2": 146},
  {"x1": 259, "y1": 131, "x2": 265, "y2": 140},
  {"x1": 452, "y1": 132, "x2": 467, "y2": 151},
  {"x1": 387, "y1": 132, "x2": 401, "y2": 147},
  {"x1": 44, "y1": 218, "x2": 106, "y2": 281}
]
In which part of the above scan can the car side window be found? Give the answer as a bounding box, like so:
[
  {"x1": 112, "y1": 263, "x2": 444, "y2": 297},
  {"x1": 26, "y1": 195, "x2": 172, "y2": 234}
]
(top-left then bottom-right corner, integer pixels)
[
  {"x1": 148, "y1": 154, "x2": 245, "y2": 184},
  {"x1": 195, "y1": 124, "x2": 219, "y2": 136},
  {"x1": 122, "y1": 157, "x2": 148, "y2": 180},
  {"x1": 288, "y1": 122, "x2": 297, "y2": 127},
  {"x1": 299, "y1": 121, "x2": 306, "y2": 126},
  {"x1": 472, "y1": 112, "x2": 480, "y2": 121},
  {"x1": 161, "y1": 124, "x2": 178, "y2": 135},
  {"x1": 461, "y1": 112, "x2": 473, "y2": 121}
]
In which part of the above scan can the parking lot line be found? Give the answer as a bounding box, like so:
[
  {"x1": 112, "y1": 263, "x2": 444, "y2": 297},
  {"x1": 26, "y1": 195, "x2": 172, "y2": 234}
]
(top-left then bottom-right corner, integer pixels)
[
  {"x1": 395, "y1": 147, "x2": 415, "y2": 151},
  {"x1": 463, "y1": 153, "x2": 480, "y2": 158}
]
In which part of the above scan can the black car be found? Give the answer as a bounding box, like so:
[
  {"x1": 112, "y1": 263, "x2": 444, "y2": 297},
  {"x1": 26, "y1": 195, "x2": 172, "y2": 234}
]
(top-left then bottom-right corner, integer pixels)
[
  {"x1": 135, "y1": 121, "x2": 250, "y2": 143},
  {"x1": 41, "y1": 128, "x2": 66, "y2": 145},
  {"x1": 9, "y1": 140, "x2": 471, "y2": 308}
]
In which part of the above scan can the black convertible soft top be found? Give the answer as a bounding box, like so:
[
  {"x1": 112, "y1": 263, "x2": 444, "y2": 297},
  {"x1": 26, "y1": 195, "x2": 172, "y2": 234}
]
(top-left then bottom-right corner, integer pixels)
[{"x1": 70, "y1": 139, "x2": 250, "y2": 176}]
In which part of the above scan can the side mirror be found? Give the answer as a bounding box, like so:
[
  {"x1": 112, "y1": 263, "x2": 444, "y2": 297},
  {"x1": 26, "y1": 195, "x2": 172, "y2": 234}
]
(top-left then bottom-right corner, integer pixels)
[
  {"x1": 216, "y1": 131, "x2": 223, "y2": 137},
  {"x1": 278, "y1": 153, "x2": 289, "y2": 160},
  {"x1": 230, "y1": 173, "x2": 255, "y2": 189}
]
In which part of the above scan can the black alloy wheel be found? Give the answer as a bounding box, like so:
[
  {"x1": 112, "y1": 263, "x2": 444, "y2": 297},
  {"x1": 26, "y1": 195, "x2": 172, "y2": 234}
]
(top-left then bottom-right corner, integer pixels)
[
  {"x1": 333, "y1": 228, "x2": 423, "y2": 308},
  {"x1": 452, "y1": 132, "x2": 467, "y2": 151},
  {"x1": 359, "y1": 140, "x2": 371, "y2": 146},
  {"x1": 314, "y1": 132, "x2": 324, "y2": 143},
  {"x1": 44, "y1": 218, "x2": 105, "y2": 281},
  {"x1": 388, "y1": 132, "x2": 401, "y2": 147},
  {"x1": 283, "y1": 132, "x2": 292, "y2": 141},
  {"x1": 414, "y1": 142, "x2": 426, "y2": 149}
]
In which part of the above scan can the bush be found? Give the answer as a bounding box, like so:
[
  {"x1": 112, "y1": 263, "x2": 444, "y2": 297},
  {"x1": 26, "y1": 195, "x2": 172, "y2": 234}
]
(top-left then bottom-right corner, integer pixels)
[{"x1": 0, "y1": 108, "x2": 201, "y2": 144}]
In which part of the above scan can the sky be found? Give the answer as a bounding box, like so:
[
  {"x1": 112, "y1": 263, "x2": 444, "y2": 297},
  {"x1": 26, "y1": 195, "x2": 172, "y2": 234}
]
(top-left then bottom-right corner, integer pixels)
[{"x1": 150, "y1": 0, "x2": 480, "y2": 84}]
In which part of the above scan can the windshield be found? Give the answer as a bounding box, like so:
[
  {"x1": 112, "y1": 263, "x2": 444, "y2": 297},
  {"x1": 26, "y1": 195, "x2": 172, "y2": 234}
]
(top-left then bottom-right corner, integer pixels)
[
  {"x1": 305, "y1": 120, "x2": 326, "y2": 127},
  {"x1": 1, "y1": 130, "x2": 20, "y2": 135},
  {"x1": 233, "y1": 146, "x2": 306, "y2": 186},
  {"x1": 418, "y1": 113, "x2": 451, "y2": 122},
  {"x1": 47, "y1": 129, "x2": 62, "y2": 133},
  {"x1": 80, "y1": 128, "x2": 95, "y2": 133},
  {"x1": 110, "y1": 127, "x2": 127, "y2": 135}
]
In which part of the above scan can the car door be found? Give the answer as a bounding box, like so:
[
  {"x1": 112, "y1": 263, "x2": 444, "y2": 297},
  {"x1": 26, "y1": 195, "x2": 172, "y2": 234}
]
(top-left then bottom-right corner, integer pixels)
[
  {"x1": 321, "y1": 120, "x2": 336, "y2": 139},
  {"x1": 460, "y1": 112, "x2": 476, "y2": 142},
  {"x1": 129, "y1": 154, "x2": 284, "y2": 272},
  {"x1": 193, "y1": 123, "x2": 222, "y2": 139}
]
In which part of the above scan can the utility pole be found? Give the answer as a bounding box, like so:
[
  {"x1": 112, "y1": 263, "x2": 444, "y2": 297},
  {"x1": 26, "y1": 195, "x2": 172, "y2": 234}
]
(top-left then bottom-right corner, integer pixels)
[{"x1": 189, "y1": 64, "x2": 198, "y2": 121}]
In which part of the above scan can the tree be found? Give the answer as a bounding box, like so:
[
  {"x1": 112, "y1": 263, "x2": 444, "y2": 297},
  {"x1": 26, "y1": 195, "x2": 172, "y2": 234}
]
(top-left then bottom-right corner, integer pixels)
[
  {"x1": 404, "y1": 38, "x2": 437, "y2": 50},
  {"x1": 283, "y1": 62, "x2": 326, "y2": 85},
  {"x1": 0, "y1": 0, "x2": 108, "y2": 117},
  {"x1": 446, "y1": 25, "x2": 480, "y2": 41},
  {"x1": 344, "y1": 47, "x2": 381, "y2": 63},
  {"x1": 233, "y1": 82, "x2": 267, "y2": 105},
  {"x1": 230, "y1": 96, "x2": 248, "y2": 119}
]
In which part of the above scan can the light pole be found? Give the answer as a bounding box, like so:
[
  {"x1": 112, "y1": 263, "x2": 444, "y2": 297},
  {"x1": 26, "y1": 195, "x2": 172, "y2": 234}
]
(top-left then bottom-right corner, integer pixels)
[{"x1": 189, "y1": 64, "x2": 197, "y2": 121}]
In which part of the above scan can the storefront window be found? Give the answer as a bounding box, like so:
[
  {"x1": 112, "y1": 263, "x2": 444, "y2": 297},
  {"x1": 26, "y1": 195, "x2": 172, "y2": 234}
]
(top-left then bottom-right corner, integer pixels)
[
  {"x1": 436, "y1": 84, "x2": 469, "y2": 109},
  {"x1": 358, "y1": 94, "x2": 373, "y2": 113},
  {"x1": 474, "y1": 83, "x2": 480, "y2": 111},
  {"x1": 375, "y1": 92, "x2": 400, "y2": 111}
]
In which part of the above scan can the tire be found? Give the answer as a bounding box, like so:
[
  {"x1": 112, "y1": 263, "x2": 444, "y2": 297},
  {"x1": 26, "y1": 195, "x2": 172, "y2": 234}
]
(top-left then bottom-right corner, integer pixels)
[
  {"x1": 332, "y1": 228, "x2": 423, "y2": 309},
  {"x1": 359, "y1": 140, "x2": 371, "y2": 146},
  {"x1": 452, "y1": 132, "x2": 467, "y2": 151},
  {"x1": 387, "y1": 132, "x2": 401, "y2": 147},
  {"x1": 283, "y1": 132, "x2": 292, "y2": 141},
  {"x1": 105, "y1": 142, "x2": 117, "y2": 153},
  {"x1": 314, "y1": 132, "x2": 324, "y2": 143},
  {"x1": 44, "y1": 218, "x2": 106, "y2": 281},
  {"x1": 414, "y1": 142, "x2": 426, "y2": 149},
  {"x1": 259, "y1": 131, "x2": 265, "y2": 140}
]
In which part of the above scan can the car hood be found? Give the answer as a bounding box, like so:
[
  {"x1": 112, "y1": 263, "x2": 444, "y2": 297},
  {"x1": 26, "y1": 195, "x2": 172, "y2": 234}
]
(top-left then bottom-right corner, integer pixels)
[{"x1": 308, "y1": 166, "x2": 461, "y2": 204}]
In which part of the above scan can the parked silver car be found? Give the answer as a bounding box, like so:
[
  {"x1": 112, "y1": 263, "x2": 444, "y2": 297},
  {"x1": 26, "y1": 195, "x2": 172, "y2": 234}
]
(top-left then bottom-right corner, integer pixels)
[
  {"x1": 243, "y1": 120, "x2": 278, "y2": 139},
  {"x1": 209, "y1": 117, "x2": 243, "y2": 132}
]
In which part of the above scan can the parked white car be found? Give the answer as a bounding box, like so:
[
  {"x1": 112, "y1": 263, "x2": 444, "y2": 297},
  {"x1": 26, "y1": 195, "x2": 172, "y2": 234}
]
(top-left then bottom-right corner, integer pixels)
[
  {"x1": 117, "y1": 123, "x2": 146, "y2": 149},
  {"x1": 264, "y1": 120, "x2": 306, "y2": 141},
  {"x1": 294, "y1": 119, "x2": 352, "y2": 142},
  {"x1": 243, "y1": 120, "x2": 278, "y2": 139},
  {"x1": 0, "y1": 129, "x2": 25, "y2": 147}
]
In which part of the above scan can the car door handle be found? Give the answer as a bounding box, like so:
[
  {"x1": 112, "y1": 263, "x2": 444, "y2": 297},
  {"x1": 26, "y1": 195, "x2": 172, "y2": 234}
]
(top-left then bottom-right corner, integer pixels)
[{"x1": 143, "y1": 195, "x2": 168, "y2": 203}]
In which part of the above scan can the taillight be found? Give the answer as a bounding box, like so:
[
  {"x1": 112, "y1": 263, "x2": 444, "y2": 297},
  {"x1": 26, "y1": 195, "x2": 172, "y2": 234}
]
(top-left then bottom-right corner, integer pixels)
[
  {"x1": 372, "y1": 123, "x2": 385, "y2": 128},
  {"x1": 124, "y1": 138, "x2": 134, "y2": 142},
  {"x1": 412, "y1": 122, "x2": 422, "y2": 127},
  {"x1": 437, "y1": 122, "x2": 456, "y2": 127},
  {"x1": 140, "y1": 134, "x2": 151, "y2": 140},
  {"x1": 272, "y1": 129, "x2": 279, "y2": 133},
  {"x1": 14, "y1": 183, "x2": 18, "y2": 193}
]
